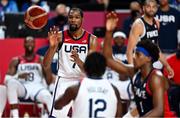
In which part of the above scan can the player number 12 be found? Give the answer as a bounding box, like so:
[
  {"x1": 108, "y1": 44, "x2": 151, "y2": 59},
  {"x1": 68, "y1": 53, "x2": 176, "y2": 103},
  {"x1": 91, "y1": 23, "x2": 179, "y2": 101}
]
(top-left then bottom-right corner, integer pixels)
[{"x1": 89, "y1": 98, "x2": 107, "y2": 117}]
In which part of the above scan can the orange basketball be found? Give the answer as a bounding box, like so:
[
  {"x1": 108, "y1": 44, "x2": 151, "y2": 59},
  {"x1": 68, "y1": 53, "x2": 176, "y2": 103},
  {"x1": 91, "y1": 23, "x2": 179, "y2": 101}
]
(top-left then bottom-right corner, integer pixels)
[{"x1": 24, "y1": 5, "x2": 48, "y2": 29}]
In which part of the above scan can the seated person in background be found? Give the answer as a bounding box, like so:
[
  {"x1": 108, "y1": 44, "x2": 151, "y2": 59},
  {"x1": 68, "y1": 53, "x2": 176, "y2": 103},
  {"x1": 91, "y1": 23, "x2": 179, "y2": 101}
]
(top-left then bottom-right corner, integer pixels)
[
  {"x1": 0, "y1": 0, "x2": 19, "y2": 21},
  {"x1": 104, "y1": 31, "x2": 132, "y2": 116},
  {"x1": 112, "y1": 31, "x2": 127, "y2": 62},
  {"x1": 47, "y1": 3, "x2": 69, "y2": 31},
  {"x1": 4, "y1": 36, "x2": 53, "y2": 118},
  {"x1": 102, "y1": 31, "x2": 128, "y2": 81},
  {"x1": 122, "y1": 1, "x2": 142, "y2": 36},
  {"x1": 54, "y1": 52, "x2": 123, "y2": 117}
]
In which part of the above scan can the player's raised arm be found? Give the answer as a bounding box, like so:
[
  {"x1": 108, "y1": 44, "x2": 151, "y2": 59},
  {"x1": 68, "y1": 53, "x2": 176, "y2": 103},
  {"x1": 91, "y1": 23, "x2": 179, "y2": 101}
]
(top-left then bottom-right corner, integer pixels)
[
  {"x1": 103, "y1": 12, "x2": 135, "y2": 78},
  {"x1": 43, "y1": 26, "x2": 62, "y2": 71},
  {"x1": 126, "y1": 19, "x2": 143, "y2": 64},
  {"x1": 89, "y1": 34, "x2": 98, "y2": 53}
]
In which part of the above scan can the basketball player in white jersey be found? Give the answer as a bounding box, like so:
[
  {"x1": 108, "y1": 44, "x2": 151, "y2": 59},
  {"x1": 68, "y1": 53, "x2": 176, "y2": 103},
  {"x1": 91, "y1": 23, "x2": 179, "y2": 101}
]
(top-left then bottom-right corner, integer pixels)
[
  {"x1": 54, "y1": 52, "x2": 122, "y2": 117},
  {"x1": 4, "y1": 36, "x2": 53, "y2": 118},
  {"x1": 126, "y1": 0, "x2": 174, "y2": 78},
  {"x1": 43, "y1": 8, "x2": 97, "y2": 117}
]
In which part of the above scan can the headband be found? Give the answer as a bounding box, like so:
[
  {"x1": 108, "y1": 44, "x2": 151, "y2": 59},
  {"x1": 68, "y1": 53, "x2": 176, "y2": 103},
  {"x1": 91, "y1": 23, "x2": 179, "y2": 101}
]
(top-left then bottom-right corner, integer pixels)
[{"x1": 136, "y1": 46, "x2": 150, "y2": 57}]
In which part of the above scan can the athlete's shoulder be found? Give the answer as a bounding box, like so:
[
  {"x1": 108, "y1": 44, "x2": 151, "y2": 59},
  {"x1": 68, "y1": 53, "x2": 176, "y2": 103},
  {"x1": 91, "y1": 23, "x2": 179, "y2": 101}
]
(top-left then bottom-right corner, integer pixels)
[
  {"x1": 12, "y1": 56, "x2": 20, "y2": 61},
  {"x1": 151, "y1": 69, "x2": 164, "y2": 81},
  {"x1": 132, "y1": 18, "x2": 143, "y2": 28},
  {"x1": 149, "y1": 69, "x2": 168, "y2": 92},
  {"x1": 90, "y1": 34, "x2": 97, "y2": 40},
  {"x1": 130, "y1": 18, "x2": 143, "y2": 34},
  {"x1": 10, "y1": 56, "x2": 20, "y2": 67},
  {"x1": 134, "y1": 18, "x2": 143, "y2": 24},
  {"x1": 154, "y1": 70, "x2": 163, "y2": 77},
  {"x1": 84, "y1": 30, "x2": 97, "y2": 38}
]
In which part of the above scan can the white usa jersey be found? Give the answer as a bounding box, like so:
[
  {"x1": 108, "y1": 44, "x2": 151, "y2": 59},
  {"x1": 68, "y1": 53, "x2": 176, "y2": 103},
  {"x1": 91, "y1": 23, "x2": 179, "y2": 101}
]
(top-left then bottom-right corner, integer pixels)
[
  {"x1": 57, "y1": 30, "x2": 91, "y2": 79},
  {"x1": 16, "y1": 55, "x2": 44, "y2": 84},
  {"x1": 73, "y1": 77, "x2": 118, "y2": 118},
  {"x1": 103, "y1": 54, "x2": 127, "y2": 81},
  {"x1": 103, "y1": 67, "x2": 120, "y2": 80}
]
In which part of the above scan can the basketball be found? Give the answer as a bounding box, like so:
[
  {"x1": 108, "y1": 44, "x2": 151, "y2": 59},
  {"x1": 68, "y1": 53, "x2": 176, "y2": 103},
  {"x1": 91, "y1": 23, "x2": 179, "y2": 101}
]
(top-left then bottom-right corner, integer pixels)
[{"x1": 24, "y1": 5, "x2": 48, "y2": 29}]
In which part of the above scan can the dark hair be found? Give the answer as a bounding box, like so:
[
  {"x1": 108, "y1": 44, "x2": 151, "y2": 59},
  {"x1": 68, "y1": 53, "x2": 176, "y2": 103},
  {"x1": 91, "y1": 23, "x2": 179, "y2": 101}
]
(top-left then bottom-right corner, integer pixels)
[
  {"x1": 84, "y1": 52, "x2": 106, "y2": 78},
  {"x1": 68, "y1": 7, "x2": 83, "y2": 18},
  {"x1": 137, "y1": 40, "x2": 159, "y2": 62},
  {"x1": 131, "y1": 0, "x2": 142, "y2": 7},
  {"x1": 143, "y1": 0, "x2": 157, "y2": 6}
]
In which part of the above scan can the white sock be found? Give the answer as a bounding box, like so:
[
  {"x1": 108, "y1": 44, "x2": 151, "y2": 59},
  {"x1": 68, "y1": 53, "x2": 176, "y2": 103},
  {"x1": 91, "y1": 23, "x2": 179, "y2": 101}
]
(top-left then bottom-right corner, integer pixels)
[{"x1": 11, "y1": 109, "x2": 19, "y2": 118}]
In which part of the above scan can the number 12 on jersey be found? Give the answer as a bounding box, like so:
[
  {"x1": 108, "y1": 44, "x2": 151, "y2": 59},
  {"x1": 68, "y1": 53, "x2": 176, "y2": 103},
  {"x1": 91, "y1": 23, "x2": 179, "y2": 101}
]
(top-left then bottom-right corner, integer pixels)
[{"x1": 89, "y1": 98, "x2": 107, "y2": 117}]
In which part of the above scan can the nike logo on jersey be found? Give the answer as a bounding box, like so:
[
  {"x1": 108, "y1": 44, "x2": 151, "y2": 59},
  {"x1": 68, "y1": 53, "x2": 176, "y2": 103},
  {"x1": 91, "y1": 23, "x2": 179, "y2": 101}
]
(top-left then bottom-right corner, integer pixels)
[
  {"x1": 64, "y1": 45, "x2": 87, "y2": 53},
  {"x1": 65, "y1": 38, "x2": 71, "y2": 42},
  {"x1": 82, "y1": 40, "x2": 87, "y2": 43}
]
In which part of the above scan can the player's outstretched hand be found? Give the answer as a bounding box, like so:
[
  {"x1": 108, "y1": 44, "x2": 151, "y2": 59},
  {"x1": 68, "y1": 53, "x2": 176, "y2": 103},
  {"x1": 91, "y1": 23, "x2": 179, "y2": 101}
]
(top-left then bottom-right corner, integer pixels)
[
  {"x1": 70, "y1": 48, "x2": 84, "y2": 70},
  {"x1": 18, "y1": 72, "x2": 30, "y2": 80},
  {"x1": 106, "y1": 11, "x2": 119, "y2": 32},
  {"x1": 166, "y1": 65, "x2": 174, "y2": 79},
  {"x1": 48, "y1": 26, "x2": 62, "y2": 49},
  {"x1": 70, "y1": 48, "x2": 80, "y2": 64}
]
